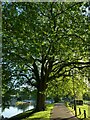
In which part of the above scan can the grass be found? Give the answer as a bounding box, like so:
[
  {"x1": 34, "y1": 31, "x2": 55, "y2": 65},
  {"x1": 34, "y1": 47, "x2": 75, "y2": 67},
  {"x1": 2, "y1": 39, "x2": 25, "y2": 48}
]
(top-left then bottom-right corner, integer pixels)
[
  {"x1": 8, "y1": 103, "x2": 54, "y2": 120},
  {"x1": 77, "y1": 105, "x2": 89, "y2": 118},
  {"x1": 68, "y1": 104, "x2": 90, "y2": 120},
  {"x1": 22, "y1": 104, "x2": 54, "y2": 120}
]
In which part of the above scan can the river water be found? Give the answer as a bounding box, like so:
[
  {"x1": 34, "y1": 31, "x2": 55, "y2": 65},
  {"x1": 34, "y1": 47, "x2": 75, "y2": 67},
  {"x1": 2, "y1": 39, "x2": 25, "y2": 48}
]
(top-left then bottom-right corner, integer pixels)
[{"x1": 0, "y1": 104, "x2": 34, "y2": 118}]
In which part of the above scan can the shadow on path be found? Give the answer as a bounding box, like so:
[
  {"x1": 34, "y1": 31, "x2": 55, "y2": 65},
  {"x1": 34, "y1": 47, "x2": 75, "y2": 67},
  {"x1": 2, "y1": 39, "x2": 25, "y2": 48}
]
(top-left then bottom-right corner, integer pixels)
[{"x1": 50, "y1": 103, "x2": 78, "y2": 120}]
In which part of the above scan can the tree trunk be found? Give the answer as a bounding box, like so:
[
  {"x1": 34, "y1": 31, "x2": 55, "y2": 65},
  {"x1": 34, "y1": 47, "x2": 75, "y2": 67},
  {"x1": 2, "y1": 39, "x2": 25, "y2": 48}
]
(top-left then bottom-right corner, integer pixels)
[
  {"x1": 35, "y1": 81, "x2": 47, "y2": 112},
  {"x1": 35, "y1": 89, "x2": 46, "y2": 111}
]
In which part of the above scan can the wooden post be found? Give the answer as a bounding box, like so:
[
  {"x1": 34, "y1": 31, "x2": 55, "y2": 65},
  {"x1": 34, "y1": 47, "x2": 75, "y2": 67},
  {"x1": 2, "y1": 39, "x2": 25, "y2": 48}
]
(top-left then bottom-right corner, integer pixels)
[
  {"x1": 74, "y1": 100, "x2": 77, "y2": 117},
  {"x1": 79, "y1": 108, "x2": 81, "y2": 115},
  {"x1": 84, "y1": 110, "x2": 86, "y2": 118},
  {"x1": 72, "y1": 105, "x2": 73, "y2": 109},
  {"x1": 74, "y1": 105, "x2": 77, "y2": 117}
]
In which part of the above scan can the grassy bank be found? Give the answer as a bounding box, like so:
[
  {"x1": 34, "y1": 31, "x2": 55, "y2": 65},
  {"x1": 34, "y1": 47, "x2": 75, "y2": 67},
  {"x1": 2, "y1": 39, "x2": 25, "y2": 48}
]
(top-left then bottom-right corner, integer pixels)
[
  {"x1": 8, "y1": 109, "x2": 34, "y2": 120},
  {"x1": 22, "y1": 104, "x2": 54, "y2": 120},
  {"x1": 67, "y1": 104, "x2": 90, "y2": 120},
  {"x1": 8, "y1": 104, "x2": 54, "y2": 120}
]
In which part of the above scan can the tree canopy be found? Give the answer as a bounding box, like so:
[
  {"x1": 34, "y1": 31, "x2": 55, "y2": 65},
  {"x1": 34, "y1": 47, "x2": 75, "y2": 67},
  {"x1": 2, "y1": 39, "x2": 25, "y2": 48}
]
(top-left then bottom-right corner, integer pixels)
[{"x1": 2, "y1": 2, "x2": 90, "y2": 111}]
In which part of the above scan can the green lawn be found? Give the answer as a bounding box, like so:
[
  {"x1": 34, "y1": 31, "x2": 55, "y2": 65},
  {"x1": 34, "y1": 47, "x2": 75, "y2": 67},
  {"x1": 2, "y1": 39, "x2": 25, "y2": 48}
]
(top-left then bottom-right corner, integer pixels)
[
  {"x1": 22, "y1": 104, "x2": 54, "y2": 120},
  {"x1": 8, "y1": 104, "x2": 54, "y2": 120},
  {"x1": 68, "y1": 104, "x2": 90, "y2": 120},
  {"x1": 76, "y1": 105, "x2": 89, "y2": 118}
]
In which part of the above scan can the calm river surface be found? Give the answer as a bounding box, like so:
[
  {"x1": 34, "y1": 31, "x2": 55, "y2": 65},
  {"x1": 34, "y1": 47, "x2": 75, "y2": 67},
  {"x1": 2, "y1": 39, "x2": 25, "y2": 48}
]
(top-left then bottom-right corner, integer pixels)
[{"x1": 0, "y1": 104, "x2": 34, "y2": 118}]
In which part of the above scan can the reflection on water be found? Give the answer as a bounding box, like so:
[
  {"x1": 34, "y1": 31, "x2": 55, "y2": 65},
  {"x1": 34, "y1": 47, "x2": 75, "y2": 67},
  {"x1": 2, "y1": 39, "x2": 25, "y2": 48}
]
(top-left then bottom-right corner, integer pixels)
[{"x1": 1, "y1": 103, "x2": 34, "y2": 118}]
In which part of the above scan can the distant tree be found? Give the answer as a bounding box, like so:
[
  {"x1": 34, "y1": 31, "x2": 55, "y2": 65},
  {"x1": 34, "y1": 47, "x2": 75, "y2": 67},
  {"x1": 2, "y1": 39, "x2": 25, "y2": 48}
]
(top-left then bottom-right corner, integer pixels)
[{"x1": 46, "y1": 70, "x2": 88, "y2": 102}]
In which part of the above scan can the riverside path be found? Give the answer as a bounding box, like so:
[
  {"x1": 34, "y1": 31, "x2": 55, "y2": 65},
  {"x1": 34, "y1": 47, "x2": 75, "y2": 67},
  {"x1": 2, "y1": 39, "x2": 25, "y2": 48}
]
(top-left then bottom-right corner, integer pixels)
[{"x1": 50, "y1": 103, "x2": 78, "y2": 120}]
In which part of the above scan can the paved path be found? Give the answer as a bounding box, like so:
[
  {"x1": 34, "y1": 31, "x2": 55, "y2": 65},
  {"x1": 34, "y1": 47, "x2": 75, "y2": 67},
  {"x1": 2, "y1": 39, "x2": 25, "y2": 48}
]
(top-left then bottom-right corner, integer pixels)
[{"x1": 50, "y1": 103, "x2": 78, "y2": 120}]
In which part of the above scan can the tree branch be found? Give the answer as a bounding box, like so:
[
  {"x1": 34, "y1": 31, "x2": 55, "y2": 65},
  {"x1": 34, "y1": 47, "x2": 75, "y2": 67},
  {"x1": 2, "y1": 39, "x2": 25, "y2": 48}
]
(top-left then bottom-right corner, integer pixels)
[
  {"x1": 32, "y1": 61, "x2": 40, "y2": 82},
  {"x1": 49, "y1": 61, "x2": 90, "y2": 80},
  {"x1": 19, "y1": 73, "x2": 37, "y2": 87},
  {"x1": 55, "y1": 3, "x2": 82, "y2": 18},
  {"x1": 67, "y1": 34, "x2": 85, "y2": 42}
]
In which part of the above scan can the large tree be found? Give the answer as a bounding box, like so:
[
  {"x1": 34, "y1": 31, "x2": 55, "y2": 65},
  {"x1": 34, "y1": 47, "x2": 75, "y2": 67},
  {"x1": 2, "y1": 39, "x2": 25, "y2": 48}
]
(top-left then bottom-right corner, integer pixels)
[{"x1": 2, "y1": 2, "x2": 90, "y2": 111}]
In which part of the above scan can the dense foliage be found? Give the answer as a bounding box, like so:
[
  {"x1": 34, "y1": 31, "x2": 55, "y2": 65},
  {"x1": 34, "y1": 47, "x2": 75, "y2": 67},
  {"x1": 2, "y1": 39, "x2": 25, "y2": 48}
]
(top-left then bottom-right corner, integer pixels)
[{"x1": 2, "y1": 2, "x2": 90, "y2": 111}]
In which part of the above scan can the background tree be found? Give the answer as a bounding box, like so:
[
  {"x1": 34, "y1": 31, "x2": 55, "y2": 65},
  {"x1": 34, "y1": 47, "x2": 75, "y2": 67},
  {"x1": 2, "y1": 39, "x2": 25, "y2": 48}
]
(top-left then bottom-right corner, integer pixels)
[
  {"x1": 46, "y1": 69, "x2": 88, "y2": 102},
  {"x1": 2, "y1": 2, "x2": 90, "y2": 111}
]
